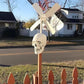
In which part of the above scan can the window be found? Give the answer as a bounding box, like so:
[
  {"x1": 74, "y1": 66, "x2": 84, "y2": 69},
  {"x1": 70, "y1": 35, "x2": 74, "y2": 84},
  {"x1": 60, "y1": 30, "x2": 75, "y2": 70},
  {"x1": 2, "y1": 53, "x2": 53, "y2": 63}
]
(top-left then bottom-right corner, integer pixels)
[
  {"x1": 5, "y1": 23, "x2": 9, "y2": 27},
  {"x1": 72, "y1": 16, "x2": 74, "y2": 18},
  {"x1": 77, "y1": 16, "x2": 78, "y2": 19},
  {"x1": 72, "y1": 16, "x2": 78, "y2": 19},
  {"x1": 67, "y1": 24, "x2": 72, "y2": 30},
  {"x1": 75, "y1": 16, "x2": 77, "y2": 19}
]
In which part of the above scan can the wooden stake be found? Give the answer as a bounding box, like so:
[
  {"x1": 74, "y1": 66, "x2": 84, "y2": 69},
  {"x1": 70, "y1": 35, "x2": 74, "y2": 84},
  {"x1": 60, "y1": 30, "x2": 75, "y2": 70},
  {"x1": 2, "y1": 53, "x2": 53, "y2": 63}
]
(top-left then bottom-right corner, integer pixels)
[{"x1": 38, "y1": 53, "x2": 42, "y2": 84}]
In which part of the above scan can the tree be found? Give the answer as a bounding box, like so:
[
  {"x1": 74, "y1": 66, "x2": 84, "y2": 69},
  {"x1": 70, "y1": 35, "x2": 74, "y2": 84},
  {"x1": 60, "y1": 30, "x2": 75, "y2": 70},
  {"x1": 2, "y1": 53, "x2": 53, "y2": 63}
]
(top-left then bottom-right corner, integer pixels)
[
  {"x1": 3, "y1": 0, "x2": 16, "y2": 12},
  {"x1": 78, "y1": 0, "x2": 84, "y2": 11},
  {"x1": 23, "y1": 19, "x2": 36, "y2": 28},
  {"x1": 63, "y1": 0, "x2": 68, "y2": 8}
]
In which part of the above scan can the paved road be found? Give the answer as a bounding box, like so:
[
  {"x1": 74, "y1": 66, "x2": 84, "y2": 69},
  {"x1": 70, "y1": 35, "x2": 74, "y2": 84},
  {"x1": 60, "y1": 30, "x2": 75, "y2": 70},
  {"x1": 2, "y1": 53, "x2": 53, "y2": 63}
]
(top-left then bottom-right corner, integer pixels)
[{"x1": 0, "y1": 45, "x2": 84, "y2": 65}]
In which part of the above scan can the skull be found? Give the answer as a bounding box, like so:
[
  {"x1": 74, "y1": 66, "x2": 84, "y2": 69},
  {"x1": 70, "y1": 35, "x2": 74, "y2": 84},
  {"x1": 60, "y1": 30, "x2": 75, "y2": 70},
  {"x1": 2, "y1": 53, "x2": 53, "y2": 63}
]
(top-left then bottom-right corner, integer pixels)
[{"x1": 32, "y1": 33, "x2": 47, "y2": 54}]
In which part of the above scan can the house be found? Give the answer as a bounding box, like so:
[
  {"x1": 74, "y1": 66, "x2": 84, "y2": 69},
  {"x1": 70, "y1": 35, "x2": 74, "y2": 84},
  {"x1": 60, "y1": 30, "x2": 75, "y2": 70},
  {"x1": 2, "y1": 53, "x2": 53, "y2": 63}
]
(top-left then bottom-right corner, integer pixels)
[
  {"x1": 50, "y1": 8, "x2": 84, "y2": 37},
  {"x1": 0, "y1": 12, "x2": 16, "y2": 37},
  {"x1": 20, "y1": 8, "x2": 84, "y2": 37}
]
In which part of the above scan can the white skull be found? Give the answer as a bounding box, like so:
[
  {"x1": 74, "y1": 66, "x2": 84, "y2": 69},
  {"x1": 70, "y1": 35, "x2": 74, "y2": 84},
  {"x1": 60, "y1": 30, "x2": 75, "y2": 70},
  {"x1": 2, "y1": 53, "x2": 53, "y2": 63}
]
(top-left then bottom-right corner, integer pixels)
[{"x1": 32, "y1": 33, "x2": 47, "y2": 54}]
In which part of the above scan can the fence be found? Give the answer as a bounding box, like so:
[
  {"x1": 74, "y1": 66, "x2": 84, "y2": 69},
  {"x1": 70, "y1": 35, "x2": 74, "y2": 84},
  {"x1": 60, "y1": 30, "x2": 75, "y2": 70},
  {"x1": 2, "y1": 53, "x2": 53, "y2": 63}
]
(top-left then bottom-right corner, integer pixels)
[
  {"x1": 19, "y1": 28, "x2": 49, "y2": 37},
  {"x1": 6, "y1": 67, "x2": 82, "y2": 84}
]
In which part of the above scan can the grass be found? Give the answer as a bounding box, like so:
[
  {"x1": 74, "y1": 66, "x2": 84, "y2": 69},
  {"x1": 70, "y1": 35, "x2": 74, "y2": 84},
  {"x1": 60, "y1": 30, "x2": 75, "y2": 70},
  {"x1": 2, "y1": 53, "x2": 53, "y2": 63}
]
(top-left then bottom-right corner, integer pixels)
[
  {"x1": 0, "y1": 36, "x2": 84, "y2": 47},
  {"x1": 0, "y1": 40, "x2": 32, "y2": 47},
  {"x1": 0, "y1": 40, "x2": 76, "y2": 47},
  {"x1": 0, "y1": 60, "x2": 83, "y2": 84},
  {"x1": 0, "y1": 37, "x2": 32, "y2": 47}
]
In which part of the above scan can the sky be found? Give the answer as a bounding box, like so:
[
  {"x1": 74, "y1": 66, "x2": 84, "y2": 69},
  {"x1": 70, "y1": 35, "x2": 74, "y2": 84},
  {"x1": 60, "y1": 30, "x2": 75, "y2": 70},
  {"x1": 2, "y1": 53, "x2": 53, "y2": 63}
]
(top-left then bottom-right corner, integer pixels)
[
  {"x1": 0, "y1": 0, "x2": 38, "y2": 22},
  {"x1": 0, "y1": 0, "x2": 80, "y2": 22}
]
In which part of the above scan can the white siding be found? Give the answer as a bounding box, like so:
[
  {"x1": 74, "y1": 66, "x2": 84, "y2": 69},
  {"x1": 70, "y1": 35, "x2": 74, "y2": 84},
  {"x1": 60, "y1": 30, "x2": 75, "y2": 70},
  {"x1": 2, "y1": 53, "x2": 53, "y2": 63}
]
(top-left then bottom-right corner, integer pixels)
[
  {"x1": 79, "y1": 13, "x2": 83, "y2": 19},
  {"x1": 19, "y1": 28, "x2": 48, "y2": 37},
  {"x1": 29, "y1": 29, "x2": 39, "y2": 37},
  {"x1": 65, "y1": 12, "x2": 83, "y2": 19},
  {"x1": 63, "y1": 24, "x2": 76, "y2": 35},
  {"x1": 19, "y1": 28, "x2": 29, "y2": 37},
  {"x1": 57, "y1": 24, "x2": 76, "y2": 36}
]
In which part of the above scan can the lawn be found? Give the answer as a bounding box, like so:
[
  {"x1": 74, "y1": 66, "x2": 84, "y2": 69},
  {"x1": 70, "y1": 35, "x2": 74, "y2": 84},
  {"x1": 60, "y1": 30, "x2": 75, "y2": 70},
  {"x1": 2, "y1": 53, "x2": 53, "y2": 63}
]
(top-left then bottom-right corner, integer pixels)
[
  {"x1": 0, "y1": 38, "x2": 84, "y2": 48},
  {"x1": 0, "y1": 36, "x2": 84, "y2": 47},
  {"x1": 0, "y1": 60, "x2": 83, "y2": 84}
]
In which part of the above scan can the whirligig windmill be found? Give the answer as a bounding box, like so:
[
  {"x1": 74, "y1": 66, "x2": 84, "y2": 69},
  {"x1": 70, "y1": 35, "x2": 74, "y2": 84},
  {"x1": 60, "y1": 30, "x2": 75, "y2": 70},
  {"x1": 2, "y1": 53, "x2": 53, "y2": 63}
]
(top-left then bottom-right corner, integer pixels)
[
  {"x1": 28, "y1": 0, "x2": 61, "y2": 54},
  {"x1": 27, "y1": 0, "x2": 63, "y2": 84}
]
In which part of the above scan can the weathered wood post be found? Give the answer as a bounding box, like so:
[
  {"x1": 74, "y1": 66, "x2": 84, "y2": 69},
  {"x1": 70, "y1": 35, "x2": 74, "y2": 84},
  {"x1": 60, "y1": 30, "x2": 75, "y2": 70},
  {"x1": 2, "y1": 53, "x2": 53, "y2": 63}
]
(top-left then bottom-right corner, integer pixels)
[
  {"x1": 33, "y1": 54, "x2": 42, "y2": 84},
  {"x1": 48, "y1": 70, "x2": 54, "y2": 84},
  {"x1": 7, "y1": 73, "x2": 15, "y2": 84},
  {"x1": 23, "y1": 73, "x2": 30, "y2": 84},
  {"x1": 72, "y1": 68, "x2": 78, "y2": 84},
  {"x1": 61, "y1": 69, "x2": 67, "y2": 84},
  {"x1": 38, "y1": 53, "x2": 42, "y2": 84}
]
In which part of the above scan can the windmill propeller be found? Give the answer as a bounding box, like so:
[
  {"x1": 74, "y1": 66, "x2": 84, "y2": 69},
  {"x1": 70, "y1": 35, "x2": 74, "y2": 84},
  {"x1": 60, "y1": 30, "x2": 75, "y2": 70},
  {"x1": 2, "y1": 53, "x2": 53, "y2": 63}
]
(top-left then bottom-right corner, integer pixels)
[
  {"x1": 33, "y1": 3, "x2": 44, "y2": 16},
  {"x1": 43, "y1": 20, "x2": 55, "y2": 34},
  {"x1": 30, "y1": 3, "x2": 61, "y2": 34},
  {"x1": 30, "y1": 19, "x2": 41, "y2": 31},
  {"x1": 45, "y1": 3, "x2": 60, "y2": 18}
]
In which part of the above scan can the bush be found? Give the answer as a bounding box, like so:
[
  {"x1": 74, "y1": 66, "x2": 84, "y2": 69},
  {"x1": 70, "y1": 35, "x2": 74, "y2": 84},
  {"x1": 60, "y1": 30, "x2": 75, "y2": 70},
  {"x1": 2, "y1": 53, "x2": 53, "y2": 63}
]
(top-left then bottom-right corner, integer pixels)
[
  {"x1": 2, "y1": 28, "x2": 19, "y2": 38},
  {"x1": 74, "y1": 30, "x2": 83, "y2": 37}
]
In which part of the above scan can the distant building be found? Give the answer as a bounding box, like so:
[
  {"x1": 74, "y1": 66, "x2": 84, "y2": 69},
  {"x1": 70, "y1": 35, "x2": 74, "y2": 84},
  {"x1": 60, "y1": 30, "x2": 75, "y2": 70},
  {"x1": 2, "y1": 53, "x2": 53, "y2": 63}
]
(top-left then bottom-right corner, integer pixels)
[{"x1": 0, "y1": 12, "x2": 16, "y2": 37}]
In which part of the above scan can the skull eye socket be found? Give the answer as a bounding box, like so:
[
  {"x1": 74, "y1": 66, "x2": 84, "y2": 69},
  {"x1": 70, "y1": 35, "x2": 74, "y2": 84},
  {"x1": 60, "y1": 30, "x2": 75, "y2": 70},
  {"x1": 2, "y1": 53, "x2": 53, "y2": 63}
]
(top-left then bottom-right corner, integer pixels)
[{"x1": 35, "y1": 44, "x2": 37, "y2": 47}]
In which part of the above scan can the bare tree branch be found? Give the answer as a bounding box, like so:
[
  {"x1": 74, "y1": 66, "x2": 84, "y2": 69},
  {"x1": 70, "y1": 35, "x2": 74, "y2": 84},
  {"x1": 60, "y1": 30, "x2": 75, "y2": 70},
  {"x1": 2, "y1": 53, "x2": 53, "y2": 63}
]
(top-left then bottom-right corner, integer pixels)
[
  {"x1": 63, "y1": 0, "x2": 68, "y2": 8},
  {"x1": 3, "y1": 0, "x2": 16, "y2": 12}
]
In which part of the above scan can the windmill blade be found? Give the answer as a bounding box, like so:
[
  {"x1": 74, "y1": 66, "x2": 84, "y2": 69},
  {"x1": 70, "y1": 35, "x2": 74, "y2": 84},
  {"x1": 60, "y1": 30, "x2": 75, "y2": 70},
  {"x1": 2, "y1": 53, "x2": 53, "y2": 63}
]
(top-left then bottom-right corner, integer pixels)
[
  {"x1": 33, "y1": 3, "x2": 44, "y2": 16},
  {"x1": 55, "y1": 15, "x2": 64, "y2": 30},
  {"x1": 50, "y1": 14, "x2": 64, "y2": 31},
  {"x1": 30, "y1": 19, "x2": 41, "y2": 31},
  {"x1": 44, "y1": 20, "x2": 55, "y2": 34},
  {"x1": 45, "y1": 3, "x2": 60, "y2": 18}
]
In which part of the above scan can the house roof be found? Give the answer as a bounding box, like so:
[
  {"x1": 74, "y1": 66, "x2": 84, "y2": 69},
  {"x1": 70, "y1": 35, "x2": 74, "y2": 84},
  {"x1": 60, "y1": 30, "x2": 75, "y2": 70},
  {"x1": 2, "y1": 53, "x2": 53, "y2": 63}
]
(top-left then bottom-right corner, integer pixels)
[
  {"x1": 55, "y1": 9, "x2": 84, "y2": 23},
  {"x1": 62, "y1": 8, "x2": 80, "y2": 12},
  {"x1": 0, "y1": 12, "x2": 16, "y2": 22}
]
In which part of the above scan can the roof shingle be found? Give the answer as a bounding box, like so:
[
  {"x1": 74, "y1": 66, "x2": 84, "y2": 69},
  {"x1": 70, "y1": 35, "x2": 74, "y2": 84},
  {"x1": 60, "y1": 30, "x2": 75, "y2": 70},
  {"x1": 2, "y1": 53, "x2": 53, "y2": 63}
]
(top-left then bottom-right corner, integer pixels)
[{"x1": 0, "y1": 12, "x2": 16, "y2": 21}]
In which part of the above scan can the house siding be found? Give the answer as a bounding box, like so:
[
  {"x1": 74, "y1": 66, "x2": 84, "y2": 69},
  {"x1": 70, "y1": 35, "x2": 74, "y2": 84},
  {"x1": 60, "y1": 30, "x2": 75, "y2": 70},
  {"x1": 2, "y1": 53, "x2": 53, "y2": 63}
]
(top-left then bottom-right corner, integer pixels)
[
  {"x1": 64, "y1": 24, "x2": 75, "y2": 35},
  {"x1": 20, "y1": 28, "x2": 48, "y2": 37},
  {"x1": 0, "y1": 22, "x2": 16, "y2": 28},
  {"x1": 66, "y1": 13, "x2": 83, "y2": 19}
]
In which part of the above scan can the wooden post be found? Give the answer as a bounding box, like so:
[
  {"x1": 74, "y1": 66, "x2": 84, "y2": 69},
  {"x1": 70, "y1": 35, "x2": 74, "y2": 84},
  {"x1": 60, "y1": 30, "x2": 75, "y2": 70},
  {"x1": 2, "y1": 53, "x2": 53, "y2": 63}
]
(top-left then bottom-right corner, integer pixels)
[
  {"x1": 48, "y1": 70, "x2": 54, "y2": 84},
  {"x1": 72, "y1": 68, "x2": 78, "y2": 84},
  {"x1": 61, "y1": 69, "x2": 67, "y2": 84},
  {"x1": 23, "y1": 73, "x2": 30, "y2": 84},
  {"x1": 7, "y1": 73, "x2": 15, "y2": 84},
  {"x1": 38, "y1": 53, "x2": 42, "y2": 84}
]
